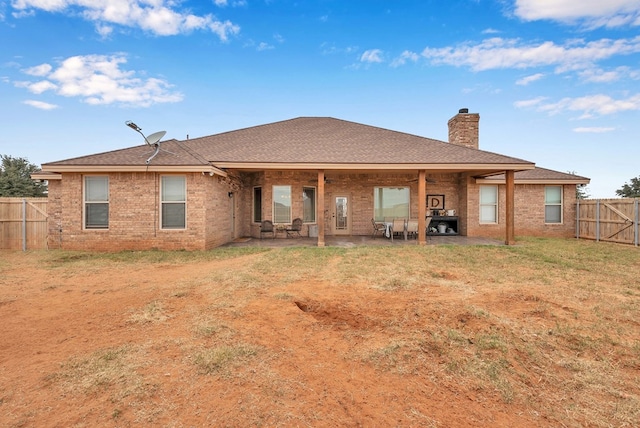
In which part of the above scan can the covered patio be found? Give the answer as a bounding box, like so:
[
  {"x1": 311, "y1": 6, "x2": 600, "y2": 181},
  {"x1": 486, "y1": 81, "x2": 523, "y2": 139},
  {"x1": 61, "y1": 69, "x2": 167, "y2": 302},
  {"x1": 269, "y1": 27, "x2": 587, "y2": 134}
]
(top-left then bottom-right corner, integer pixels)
[{"x1": 224, "y1": 234, "x2": 504, "y2": 248}]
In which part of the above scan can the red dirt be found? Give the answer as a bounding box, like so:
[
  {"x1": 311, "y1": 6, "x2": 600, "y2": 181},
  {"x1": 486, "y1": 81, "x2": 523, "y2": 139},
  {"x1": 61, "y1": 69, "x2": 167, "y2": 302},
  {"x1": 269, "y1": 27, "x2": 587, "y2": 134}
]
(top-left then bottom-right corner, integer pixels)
[{"x1": 0, "y1": 251, "x2": 603, "y2": 427}]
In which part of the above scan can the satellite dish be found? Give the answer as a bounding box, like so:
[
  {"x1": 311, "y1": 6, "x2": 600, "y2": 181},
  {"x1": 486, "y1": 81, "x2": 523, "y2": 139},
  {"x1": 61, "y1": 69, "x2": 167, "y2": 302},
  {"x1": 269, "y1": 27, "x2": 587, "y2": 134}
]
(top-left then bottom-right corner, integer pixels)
[{"x1": 145, "y1": 131, "x2": 166, "y2": 147}]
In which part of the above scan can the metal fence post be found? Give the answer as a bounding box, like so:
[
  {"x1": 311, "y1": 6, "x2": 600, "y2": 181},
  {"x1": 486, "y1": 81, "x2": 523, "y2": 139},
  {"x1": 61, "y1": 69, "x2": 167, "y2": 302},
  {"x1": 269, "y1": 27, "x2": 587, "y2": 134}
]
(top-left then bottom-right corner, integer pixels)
[
  {"x1": 576, "y1": 199, "x2": 580, "y2": 239},
  {"x1": 595, "y1": 199, "x2": 600, "y2": 242},
  {"x1": 635, "y1": 199, "x2": 638, "y2": 247},
  {"x1": 22, "y1": 198, "x2": 27, "y2": 252}
]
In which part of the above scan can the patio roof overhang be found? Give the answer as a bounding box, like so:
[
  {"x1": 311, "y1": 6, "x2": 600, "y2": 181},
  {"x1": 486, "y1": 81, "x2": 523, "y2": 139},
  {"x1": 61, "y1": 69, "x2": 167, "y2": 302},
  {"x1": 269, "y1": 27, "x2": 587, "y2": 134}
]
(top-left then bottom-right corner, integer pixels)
[
  {"x1": 211, "y1": 162, "x2": 536, "y2": 175},
  {"x1": 39, "y1": 164, "x2": 228, "y2": 177}
]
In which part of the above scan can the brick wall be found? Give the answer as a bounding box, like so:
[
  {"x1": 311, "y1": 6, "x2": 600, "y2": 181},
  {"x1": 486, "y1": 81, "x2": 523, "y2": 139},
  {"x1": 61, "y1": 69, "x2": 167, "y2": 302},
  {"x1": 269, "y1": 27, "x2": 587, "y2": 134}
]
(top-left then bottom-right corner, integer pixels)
[
  {"x1": 48, "y1": 170, "x2": 579, "y2": 250},
  {"x1": 48, "y1": 172, "x2": 232, "y2": 251},
  {"x1": 466, "y1": 182, "x2": 577, "y2": 239}
]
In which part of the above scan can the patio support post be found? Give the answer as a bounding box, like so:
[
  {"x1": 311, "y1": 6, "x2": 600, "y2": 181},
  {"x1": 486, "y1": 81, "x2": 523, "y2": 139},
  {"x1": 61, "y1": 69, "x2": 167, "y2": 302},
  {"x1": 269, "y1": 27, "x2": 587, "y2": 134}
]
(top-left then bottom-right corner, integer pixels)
[
  {"x1": 418, "y1": 170, "x2": 427, "y2": 246},
  {"x1": 505, "y1": 170, "x2": 515, "y2": 245},
  {"x1": 317, "y1": 170, "x2": 325, "y2": 247}
]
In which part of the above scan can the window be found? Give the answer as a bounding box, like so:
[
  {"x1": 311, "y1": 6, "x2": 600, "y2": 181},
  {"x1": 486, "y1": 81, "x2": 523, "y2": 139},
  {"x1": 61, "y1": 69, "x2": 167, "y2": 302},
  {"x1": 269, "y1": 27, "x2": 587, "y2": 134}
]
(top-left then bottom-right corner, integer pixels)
[
  {"x1": 374, "y1": 187, "x2": 409, "y2": 220},
  {"x1": 161, "y1": 176, "x2": 186, "y2": 229},
  {"x1": 253, "y1": 187, "x2": 262, "y2": 223},
  {"x1": 273, "y1": 185, "x2": 291, "y2": 224},
  {"x1": 545, "y1": 186, "x2": 562, "y2": 223},
  {"x1": 479, "y1": 185, "x2": 498, "y2": 223},
  {"x1": 303, "y1": 187, "x2": 316, "y2": 223},
  {"x1": 84, "y1": 176, "x2": 109, "y2": 229}
]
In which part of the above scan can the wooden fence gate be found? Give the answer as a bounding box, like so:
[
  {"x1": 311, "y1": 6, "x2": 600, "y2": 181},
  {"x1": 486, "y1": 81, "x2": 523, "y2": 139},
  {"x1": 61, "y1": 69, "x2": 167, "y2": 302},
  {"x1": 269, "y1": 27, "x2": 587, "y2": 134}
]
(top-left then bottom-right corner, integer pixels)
[
  {"x1": 576, "y1": 198, "x2": 639, "y2": 246},
  {"x1": 0, "y1": 197, "x2": 48, "y2": 250}
]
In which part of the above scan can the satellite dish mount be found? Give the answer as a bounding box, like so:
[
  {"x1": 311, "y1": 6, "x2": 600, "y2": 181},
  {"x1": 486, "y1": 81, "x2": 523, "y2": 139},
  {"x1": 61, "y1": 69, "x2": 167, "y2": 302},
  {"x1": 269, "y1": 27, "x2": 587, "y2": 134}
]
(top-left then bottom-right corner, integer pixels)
[{"x1": 125, "y1": 120, "x2": 172, "y2": 164}]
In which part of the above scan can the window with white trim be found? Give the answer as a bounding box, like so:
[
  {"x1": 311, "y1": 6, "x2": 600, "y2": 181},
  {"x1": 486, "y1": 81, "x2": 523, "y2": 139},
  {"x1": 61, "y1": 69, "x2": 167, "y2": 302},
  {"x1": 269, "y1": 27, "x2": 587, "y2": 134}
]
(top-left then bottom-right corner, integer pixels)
[
  {"x1": 253, "y1": 187, "x2": 262, "y2": 223},
  {"x1": 374, "y1": 187, "x2": 410, "y2": 220},
  {"x1": 84, "y1": 176, "x2": 109, "y2": 229},
  {"x1": 273, "y1": 185, "x2": 291, "y2": 224},
  {"x1": 161, "y1": 176, "x2": 186, "y2": 229},
  {"x1": 479, "y1": 185, "x2": 498, "y2": 223},
  {"x1": 545, "y1": 186, "x2": 562, "y2": 224},
  {"x1": 303, "y1": 187, "x2": 316, "y2": 223}
]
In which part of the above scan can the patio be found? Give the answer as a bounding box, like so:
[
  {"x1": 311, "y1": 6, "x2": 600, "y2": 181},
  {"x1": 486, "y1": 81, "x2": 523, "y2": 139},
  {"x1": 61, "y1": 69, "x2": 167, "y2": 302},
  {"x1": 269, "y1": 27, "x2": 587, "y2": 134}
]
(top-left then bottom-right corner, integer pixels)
[{"x1": 224, "y1": 235, "x2": 503, "y2": 248}]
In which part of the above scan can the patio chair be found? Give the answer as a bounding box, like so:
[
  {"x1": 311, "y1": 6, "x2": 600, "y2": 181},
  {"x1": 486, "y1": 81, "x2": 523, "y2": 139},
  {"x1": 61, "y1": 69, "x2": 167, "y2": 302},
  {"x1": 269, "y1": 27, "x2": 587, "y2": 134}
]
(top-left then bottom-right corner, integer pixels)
[
  {"x1": 371, "y1": 218, "x2": 386, "y2": 239},
  {"x1": 286, "y1": 218, "x2": 303, "y2": 238},
  {"x1": 391, "y1": 218, "x2": 406, "y2": 241},
  {"x1": 260, "y1": 220, "x2": 275, "y2": 239},
  {"x1": 406, "y1": 219, "x2": 419, "y2": 239}
]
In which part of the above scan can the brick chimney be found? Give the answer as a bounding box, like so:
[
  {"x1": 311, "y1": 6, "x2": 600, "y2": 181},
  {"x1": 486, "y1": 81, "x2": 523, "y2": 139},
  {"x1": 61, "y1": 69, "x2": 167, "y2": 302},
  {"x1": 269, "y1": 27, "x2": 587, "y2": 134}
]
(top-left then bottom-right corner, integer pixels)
[{"x1": 448, "y1": 108, "x2": 479, "y2": 149}]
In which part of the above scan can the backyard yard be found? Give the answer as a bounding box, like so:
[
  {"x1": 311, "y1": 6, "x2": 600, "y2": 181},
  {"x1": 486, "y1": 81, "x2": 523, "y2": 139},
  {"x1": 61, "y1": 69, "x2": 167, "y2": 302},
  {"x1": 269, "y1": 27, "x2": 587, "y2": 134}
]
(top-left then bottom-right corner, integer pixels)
[{"x1": 1, "y1": 238, "x2": 638, "y2": 427}]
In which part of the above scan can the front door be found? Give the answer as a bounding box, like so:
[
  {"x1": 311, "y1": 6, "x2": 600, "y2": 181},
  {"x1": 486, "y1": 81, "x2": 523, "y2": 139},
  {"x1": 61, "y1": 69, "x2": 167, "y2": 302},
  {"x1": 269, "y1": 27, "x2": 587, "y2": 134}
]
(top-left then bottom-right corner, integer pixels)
[{"x1": 333, "y1": 196, "x2": 350, "y2": 235}]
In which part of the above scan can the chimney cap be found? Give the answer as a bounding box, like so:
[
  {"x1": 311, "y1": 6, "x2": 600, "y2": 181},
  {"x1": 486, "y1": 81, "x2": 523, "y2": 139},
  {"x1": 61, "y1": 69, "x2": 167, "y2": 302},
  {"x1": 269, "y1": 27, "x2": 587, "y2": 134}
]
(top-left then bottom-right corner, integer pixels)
[{"x1": 459, "y1": 108, "x2": 469, "y2": 114}]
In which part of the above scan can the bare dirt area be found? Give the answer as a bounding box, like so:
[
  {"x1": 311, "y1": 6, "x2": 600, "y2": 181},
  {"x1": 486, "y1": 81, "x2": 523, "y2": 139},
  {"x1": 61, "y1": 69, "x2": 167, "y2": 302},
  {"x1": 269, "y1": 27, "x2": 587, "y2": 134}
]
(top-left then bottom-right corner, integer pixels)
[{"x1": 1, "y1": 241, "x2": 639, "y2": 427}]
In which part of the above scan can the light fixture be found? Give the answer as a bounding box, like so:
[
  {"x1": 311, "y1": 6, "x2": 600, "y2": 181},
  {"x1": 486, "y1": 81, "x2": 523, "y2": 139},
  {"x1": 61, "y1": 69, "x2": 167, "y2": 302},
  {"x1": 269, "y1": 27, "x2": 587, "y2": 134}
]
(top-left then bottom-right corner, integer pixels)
[
  {"x1": 228, "y1": 192, "x2": 233, "y2": 198},
  {"x1": 125, "y1": 120, "x2": 142, "y2": 132},
  {"x1": 125, "y1": 120, "x2": 168, "y2": 164}
]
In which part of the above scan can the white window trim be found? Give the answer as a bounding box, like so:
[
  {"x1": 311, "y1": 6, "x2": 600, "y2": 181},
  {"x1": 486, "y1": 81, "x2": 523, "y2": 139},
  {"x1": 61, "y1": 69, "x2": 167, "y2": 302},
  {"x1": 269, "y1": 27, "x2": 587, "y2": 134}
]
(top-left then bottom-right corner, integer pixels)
[
  {"x1": 272, "y1": 185, "x2": 292, "y2": 224},
  {"x1": 544, "y1": 185, "x2": 563, "y2": 224},
  {"x1": 479, "y1": 185, "x2": 498, "y2": 224},
  {"x1": 160, "y1": 175, "x2": 187, "y2": 230},
  {"x1": 253, "y1": 186, "x2": 262, "y2": 224},
  {"x1": 373, "y1": 187, "x2": 410, "y2": 221},
  {"x1": 303, "y1": 186, "x2": 317, "y2": 223},
  {"x1": 83, "y1": 175, "x2": 109, "y2": 230}
]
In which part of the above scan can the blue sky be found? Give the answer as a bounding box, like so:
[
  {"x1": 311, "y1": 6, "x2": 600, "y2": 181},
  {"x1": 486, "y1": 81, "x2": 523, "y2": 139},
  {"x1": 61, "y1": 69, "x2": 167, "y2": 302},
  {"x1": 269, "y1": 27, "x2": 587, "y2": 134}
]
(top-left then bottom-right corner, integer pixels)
[{"x1": 1, "y1": 0, "x2": 639, "y2": 198}]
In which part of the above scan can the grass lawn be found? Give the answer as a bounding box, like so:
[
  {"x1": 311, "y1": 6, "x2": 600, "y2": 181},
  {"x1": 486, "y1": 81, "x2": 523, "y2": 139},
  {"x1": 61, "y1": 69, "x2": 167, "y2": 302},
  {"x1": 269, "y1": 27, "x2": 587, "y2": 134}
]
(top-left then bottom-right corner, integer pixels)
[{"x1": 0, "y1": 237, "x2": 638, "y2": 427}]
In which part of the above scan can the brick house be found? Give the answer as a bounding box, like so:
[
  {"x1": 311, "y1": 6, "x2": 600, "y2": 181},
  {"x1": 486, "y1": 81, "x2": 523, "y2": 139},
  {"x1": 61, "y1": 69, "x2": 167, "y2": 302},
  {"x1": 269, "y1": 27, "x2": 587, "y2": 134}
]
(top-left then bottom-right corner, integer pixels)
[{"x1": 35, "y1": 109, "x2": 589, "y2": 250}]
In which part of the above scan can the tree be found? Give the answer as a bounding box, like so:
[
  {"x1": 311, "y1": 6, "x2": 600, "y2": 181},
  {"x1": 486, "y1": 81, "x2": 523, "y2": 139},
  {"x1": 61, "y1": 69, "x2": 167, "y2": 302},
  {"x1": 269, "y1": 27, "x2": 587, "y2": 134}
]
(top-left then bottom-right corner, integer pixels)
[
  {"x1": 576, "y1": 184, "x2": 590, "y2": 200},
  {"x1": 615, "y1": 176, "x2": 640, "y2": 198},
  {"x1": 568, "y1": 171, "x2": 590, "y2": 200},
  {"x1": 0, "y1": 155, "x2": 47, "y2": 197}
]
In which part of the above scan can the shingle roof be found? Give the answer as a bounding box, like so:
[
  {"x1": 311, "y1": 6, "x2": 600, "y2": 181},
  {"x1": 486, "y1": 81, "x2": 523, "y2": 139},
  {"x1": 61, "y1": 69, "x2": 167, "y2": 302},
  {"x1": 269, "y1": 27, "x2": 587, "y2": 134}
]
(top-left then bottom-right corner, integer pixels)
[
  {"x1": 484, "y1": 167, "x2": 590, "y2": 183},
  {"x1": 42, "y1": 116, "x2": 534, "y2": 169},
  {"x1": 184, "y1": 117, "x2": 533, "y2": 165},
  {"x1": 44, "y1": 140, "x2": 210, "y2": 167}
]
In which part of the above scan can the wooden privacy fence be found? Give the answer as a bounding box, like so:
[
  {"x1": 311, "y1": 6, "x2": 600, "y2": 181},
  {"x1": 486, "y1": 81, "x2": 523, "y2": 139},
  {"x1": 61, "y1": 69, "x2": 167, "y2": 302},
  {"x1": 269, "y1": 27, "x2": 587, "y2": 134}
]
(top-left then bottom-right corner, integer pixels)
[
  {"x1": 576, "y1": 198, "x2": 639, "y2": 246},
  {"x1": 0, "y1": 197, "x2": 48, "y2": 250}
]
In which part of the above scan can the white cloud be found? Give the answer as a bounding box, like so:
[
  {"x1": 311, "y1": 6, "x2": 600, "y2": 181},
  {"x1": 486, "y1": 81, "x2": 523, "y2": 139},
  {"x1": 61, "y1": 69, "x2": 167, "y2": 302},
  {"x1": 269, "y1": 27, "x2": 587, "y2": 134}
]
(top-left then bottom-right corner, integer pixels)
[
  {"x1": 516, "y1": 73, "x2": 544, "y2": 85},
  {"x1": 514, "y1": 0, "x2": 640, "y2": 28},
  {"x1": 390, "y1": 50, "x2": 419, "y2": 67},
  {"x1": 23, "y1": 100, "x2": 59, "y2": 110},
  {"x1": 11, "y1": 0, "x2": 240, "y2": 40},
  {"x1": 257, "y1": 42, "x2": 273, "y2": 51},
  {"x1": 578, "y1": 66, "x2": 638, "y2": 83},
  {"x1": 518, "y1": 93, "x2": 640, "y2": 118},
  {"x1": 421, "y1": 36, "x2": 640, "y2": 75},
  {"x1": 514, "y1": 96, "x2": 547, "y2": 108},
  {"x1": 15, "y1": 54, "x2": 183, "y2": 107},
  {"x1": 320, "y1": 43, "x2": 359, "y2": 56},
  {"x1": 573, "y1": 127, "x2": 616, "y2": 133},
  {"x1": 360, "y1": 49, "x2": 383, "y2": 63},
  {"x1": 24, "y1": 63, "x2": 52, "y2": 76}
]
